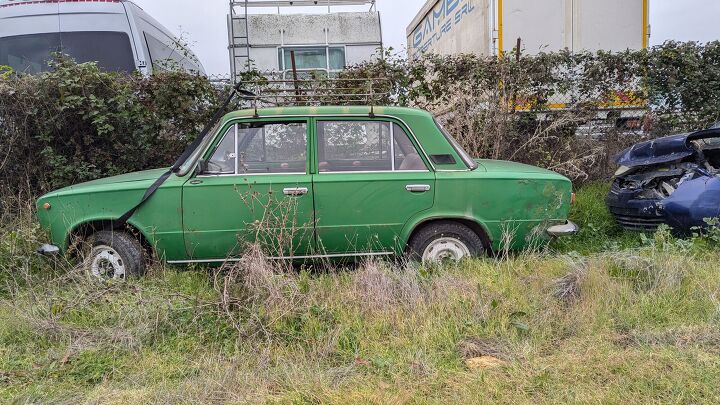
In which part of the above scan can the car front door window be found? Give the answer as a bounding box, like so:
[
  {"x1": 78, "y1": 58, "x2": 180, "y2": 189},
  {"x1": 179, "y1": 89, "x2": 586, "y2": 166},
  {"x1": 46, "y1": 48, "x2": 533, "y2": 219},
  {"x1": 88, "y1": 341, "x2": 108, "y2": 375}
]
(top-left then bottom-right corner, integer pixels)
[{"x1": 206, "y1": 122, "x2": 307, "y2": 175}]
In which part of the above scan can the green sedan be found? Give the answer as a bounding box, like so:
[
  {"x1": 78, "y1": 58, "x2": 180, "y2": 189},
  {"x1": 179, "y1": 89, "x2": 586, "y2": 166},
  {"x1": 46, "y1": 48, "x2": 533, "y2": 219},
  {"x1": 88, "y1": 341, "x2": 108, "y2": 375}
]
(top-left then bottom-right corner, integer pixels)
[{"x1": 36, "y1": 106, "x2": 577, "y2": 279}]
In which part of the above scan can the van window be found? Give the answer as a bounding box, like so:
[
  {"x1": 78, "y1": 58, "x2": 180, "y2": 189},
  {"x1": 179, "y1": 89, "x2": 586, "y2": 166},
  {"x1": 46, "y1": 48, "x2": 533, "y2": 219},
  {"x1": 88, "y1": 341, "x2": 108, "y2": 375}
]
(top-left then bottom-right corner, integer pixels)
[
  {"x1": 0, "y1": 33, "x2": 59, "y2": 74},
  {"x1": 0, "y1": 32, "x2": 135, "y2": 74},
  {"x1": 60, "y1": 32, "x2": 135, "y2": 72},
  {"x1": 144, "y1": 33, "x2": 201, "y2": 73}
]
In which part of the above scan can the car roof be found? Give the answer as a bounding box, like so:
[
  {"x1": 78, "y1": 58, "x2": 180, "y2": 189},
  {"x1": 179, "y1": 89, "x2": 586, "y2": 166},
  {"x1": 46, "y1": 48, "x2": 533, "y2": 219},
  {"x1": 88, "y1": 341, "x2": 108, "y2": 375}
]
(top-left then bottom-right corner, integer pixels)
[{"x1": 222, "y1": 105, "x2": 433, "y2": 121}]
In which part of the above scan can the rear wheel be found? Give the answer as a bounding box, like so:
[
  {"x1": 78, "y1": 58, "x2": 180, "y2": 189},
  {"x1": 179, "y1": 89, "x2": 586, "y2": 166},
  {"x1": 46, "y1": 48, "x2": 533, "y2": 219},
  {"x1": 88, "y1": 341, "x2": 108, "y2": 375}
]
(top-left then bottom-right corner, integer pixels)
[
  {"x1": 408, "y1": 221, "x2": 485, "y2": 263},
  {"x1": 84, "y1": 230, "x2": 145, "y2": 280}
]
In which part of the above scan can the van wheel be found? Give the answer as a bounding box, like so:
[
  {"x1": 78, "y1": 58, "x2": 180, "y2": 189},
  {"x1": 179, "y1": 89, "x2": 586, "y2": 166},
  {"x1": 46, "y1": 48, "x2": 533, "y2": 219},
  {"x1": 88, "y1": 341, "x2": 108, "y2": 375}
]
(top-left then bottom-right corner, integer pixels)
[
  {"x1": 408, "y1": 221, "x2": 485, "y2": 263},
  {"x1": 84, "y1": 230, "x2": 145, "y2": 280}
]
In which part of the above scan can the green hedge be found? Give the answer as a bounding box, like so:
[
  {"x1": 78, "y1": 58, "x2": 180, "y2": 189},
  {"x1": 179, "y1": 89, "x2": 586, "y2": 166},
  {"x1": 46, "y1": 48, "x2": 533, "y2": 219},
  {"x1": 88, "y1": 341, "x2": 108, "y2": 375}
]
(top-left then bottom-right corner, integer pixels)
[
  {"x1": 2, "y1": 42, "x2": 720, "y2": 197},
  {"x1": 0, "y1": 58, "x2": 225, "y2": 195}
]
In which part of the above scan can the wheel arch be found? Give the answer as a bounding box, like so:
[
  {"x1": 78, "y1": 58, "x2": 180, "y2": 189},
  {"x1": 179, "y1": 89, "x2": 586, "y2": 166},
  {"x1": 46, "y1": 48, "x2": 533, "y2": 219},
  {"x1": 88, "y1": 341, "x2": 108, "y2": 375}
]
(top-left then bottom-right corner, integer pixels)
[
  {"x1": 67, "y1": 219, "x2": 154, "y2": 256},
  {"x1": 403, "y1": 216, "x2": 493, "y2": 254}
]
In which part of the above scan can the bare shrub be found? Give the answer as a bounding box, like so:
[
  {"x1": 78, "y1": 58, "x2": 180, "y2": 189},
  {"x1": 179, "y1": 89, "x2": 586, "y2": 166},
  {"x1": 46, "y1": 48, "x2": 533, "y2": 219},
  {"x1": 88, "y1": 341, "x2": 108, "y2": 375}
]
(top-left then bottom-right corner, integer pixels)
[
  {"x1": 552, "y1": 257, "x2": 589, "y2": 304},
  {"x1": 236, "y1": 183, "x2": 314, "y2": 263},
  {"x1": 350, "y1": 260, "x2": 424, "y2": 311},
  {"x1": 213, "y1": 244, "x2": 302, "y2": 338}
]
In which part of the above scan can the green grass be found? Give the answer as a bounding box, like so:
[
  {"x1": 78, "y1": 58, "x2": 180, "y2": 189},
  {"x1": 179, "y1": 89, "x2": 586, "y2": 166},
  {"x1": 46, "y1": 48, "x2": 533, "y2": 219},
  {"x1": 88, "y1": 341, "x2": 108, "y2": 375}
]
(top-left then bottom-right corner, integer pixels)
[
  {"x1": 3, "y1": 185, "x2": 720, "y2": 403},
  {"x1": 553, "y1": 182, "x2": 645, "y2": 254}
]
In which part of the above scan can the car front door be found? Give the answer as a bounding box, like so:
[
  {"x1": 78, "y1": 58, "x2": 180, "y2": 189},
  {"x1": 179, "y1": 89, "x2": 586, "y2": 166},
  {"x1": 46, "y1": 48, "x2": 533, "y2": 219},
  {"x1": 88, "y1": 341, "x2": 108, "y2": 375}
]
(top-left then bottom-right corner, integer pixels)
[
  {"x1": 312, "y1": 118, "x2": 435, "y2": 255},
  {"x1": 182, "y1": 119, "x2": 315, "y2": 260}
]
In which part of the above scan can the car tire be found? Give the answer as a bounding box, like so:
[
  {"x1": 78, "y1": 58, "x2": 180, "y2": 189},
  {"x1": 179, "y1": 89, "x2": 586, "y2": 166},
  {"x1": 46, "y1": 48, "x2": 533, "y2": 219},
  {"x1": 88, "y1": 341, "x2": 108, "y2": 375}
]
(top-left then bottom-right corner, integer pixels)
[
  {"x1": 407, "y1": 221, "x2": 485, "y2": 263},
  {"x1": 84, "y1": 230, "x2": 146, "y2": 280}
]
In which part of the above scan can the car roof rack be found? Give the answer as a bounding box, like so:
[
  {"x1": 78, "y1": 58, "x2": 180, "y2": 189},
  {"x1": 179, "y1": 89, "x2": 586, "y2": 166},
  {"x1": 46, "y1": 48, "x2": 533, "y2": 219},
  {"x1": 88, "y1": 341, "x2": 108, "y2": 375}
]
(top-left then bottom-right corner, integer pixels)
[{"x1": 238, "y1": 76, "x2": 393, "y2": 116}]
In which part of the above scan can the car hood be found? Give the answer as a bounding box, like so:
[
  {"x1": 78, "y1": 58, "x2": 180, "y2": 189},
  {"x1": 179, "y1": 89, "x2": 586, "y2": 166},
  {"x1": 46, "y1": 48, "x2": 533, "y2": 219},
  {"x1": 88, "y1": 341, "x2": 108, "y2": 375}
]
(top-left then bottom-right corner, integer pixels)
[
  {"x1": 45, "y1": 168, "x2": 170, "y2": 197},
  {"x1": 616, "y1": 133, "x2": 696, "y2": 168},
  {"x1": 616, "y1": 128, "x2": 720, "y2": 168}
]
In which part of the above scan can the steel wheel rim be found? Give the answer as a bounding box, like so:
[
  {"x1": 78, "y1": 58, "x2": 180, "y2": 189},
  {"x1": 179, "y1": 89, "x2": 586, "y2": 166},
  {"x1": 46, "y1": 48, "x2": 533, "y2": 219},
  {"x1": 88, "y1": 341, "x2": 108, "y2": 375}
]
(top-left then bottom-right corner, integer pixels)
[
  {"x1": 88, "y1": 245, "x2": 126, "y2": 280},
  {"x1": 422, "y1": 237, "x2": 471, "y2": 262}
]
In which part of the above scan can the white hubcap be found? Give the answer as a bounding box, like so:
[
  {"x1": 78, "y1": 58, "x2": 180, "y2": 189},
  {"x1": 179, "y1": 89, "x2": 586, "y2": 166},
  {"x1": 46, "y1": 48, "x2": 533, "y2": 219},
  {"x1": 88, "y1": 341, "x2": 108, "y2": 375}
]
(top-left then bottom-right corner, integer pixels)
[
  {"x1": 422, "y1": 237, "x2": 471, "y2": 262},
  {"x1": 87, "y1": 245, "x2": 126, "y2": 280}
]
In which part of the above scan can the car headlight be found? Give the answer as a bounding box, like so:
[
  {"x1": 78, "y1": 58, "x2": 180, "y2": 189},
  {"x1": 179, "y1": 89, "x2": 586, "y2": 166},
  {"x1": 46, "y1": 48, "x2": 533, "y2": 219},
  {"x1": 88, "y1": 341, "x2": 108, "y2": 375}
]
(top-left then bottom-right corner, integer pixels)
[{"x1": 614, "y1": 166, "x2": 633, "y2": 177}]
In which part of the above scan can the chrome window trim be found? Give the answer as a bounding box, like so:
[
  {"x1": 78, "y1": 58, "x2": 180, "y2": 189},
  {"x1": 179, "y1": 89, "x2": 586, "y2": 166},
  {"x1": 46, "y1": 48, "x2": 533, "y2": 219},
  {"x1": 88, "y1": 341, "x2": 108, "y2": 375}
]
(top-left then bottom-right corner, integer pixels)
[
  {"x1": 318, "y1": 170, "x2": 430, "y2": 175},
  {"x1": 390, "y1": 122, "x2": 396, "y2": 171},
  {"x1": 185, "y1": 114, "x2": 437, "y2": 176},
  {"x1": 234, "y1": 123, "x2": 239, "y2": 174},
  {"x1": 168, "y1": 251, "x2": 394, "y2": 264},
  {"x1": 197, "y1": 172, "x2": 308, "y2": 178}
]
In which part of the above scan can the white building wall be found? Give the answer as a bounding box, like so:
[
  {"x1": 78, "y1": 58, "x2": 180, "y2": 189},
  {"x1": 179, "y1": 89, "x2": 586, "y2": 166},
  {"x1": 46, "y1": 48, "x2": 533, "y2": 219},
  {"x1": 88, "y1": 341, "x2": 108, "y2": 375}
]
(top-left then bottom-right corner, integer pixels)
[{"x1": 230, "y1": 11, "x2": 382, "y2": 75}]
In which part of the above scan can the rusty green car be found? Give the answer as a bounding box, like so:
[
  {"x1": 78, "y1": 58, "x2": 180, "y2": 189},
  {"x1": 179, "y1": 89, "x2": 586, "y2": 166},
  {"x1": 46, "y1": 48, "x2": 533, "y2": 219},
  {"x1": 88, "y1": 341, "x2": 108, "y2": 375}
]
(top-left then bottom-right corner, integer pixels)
[{"x1": 36, "y1": 106, "x2": 577, "y2": 279}]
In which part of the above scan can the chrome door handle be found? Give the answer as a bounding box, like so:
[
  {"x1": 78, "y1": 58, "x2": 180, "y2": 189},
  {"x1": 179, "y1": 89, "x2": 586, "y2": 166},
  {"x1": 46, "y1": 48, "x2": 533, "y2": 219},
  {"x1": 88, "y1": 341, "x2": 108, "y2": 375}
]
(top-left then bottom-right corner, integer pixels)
[
  {"x1": 283, "y1": 187, "x2": 309, "y2": 196},
  {"x1": 406, "y1": 184, "x2": 431, "y2": 193}
]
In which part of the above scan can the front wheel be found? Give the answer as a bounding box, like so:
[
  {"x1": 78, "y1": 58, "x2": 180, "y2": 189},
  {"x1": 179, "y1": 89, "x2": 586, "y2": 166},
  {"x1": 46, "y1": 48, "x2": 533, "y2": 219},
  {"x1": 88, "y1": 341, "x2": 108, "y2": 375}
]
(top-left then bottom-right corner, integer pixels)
[
  {"x1": 84, "y1": 230, "x2": 146, "y2": 280},
  {"x1": 407, "y1": 221, "x2": 485, "y2": 263}
]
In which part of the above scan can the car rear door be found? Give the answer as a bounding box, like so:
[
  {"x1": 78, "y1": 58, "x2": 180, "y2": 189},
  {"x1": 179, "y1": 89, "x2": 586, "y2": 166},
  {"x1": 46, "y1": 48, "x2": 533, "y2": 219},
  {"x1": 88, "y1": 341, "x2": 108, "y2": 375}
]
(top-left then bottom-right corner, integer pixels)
[
  {"x1": 312, "y1": 117, "x2": 435, "y2": 255},
  {"x1": 182, "y1": 118, "x2": 315, "y2": 260}
]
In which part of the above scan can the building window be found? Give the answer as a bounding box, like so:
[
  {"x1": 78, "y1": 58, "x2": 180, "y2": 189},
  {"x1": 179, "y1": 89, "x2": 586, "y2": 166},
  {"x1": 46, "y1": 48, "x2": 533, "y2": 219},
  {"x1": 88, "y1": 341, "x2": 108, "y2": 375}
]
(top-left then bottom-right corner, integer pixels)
[{"x1": 278, "y1": 46, "x2": 346, "y2": 77}]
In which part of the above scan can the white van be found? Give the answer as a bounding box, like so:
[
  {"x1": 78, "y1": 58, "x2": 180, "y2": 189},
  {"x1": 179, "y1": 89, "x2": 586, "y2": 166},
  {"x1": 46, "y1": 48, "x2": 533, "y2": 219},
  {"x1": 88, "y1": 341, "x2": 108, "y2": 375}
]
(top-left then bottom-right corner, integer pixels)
[{"x1": 0, "y1": 0, "x2": 205, "y2": 75}]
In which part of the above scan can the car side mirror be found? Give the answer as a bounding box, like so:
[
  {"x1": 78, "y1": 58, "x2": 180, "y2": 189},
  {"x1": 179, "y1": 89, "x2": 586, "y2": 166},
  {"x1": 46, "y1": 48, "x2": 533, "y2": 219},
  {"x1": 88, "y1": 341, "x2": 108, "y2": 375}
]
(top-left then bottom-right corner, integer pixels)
[{"x1": 197, "y1": 159, "x2": 209, "y2": 175}]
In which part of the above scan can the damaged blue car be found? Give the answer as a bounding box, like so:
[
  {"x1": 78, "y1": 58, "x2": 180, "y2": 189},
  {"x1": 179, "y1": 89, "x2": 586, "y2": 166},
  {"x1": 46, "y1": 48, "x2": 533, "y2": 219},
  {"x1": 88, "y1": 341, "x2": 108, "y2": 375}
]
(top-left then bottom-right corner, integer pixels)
[{"x1": 607, "y1": 128, "x2": 720, "y2": 233}]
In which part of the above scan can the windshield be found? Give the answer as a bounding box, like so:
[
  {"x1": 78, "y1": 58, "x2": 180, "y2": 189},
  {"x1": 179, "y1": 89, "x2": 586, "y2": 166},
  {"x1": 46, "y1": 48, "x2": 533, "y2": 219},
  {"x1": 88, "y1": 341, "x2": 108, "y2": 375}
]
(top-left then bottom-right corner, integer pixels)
[
  {"x1": 0, "y1": 32, "x2": 135, "y2": 74},
  {"x1": 434, "y1": 119, "x2": 478, "y2": 170},
  {"x1": 176, "y1": 120, "x2": 224, "y2": 175}
]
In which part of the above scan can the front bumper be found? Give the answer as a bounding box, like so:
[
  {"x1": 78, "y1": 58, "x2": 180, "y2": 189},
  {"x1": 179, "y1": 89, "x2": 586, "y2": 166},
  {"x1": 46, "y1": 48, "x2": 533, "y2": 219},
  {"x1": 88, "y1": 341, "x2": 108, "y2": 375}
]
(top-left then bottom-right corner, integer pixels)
[
  {"x1": 547, "y1": 221, "x2": 580, "y2": 237},
  {"x1": 37, "y1": 244, "x2": 60, "y2": 256}
]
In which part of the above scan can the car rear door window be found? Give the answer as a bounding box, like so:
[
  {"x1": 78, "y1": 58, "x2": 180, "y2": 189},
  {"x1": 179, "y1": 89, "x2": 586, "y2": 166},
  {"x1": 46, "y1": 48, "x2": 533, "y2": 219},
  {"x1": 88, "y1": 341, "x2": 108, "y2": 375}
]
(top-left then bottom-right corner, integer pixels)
[{"x1": 317, "y1": 121, "x2": 426, "y2": 172}]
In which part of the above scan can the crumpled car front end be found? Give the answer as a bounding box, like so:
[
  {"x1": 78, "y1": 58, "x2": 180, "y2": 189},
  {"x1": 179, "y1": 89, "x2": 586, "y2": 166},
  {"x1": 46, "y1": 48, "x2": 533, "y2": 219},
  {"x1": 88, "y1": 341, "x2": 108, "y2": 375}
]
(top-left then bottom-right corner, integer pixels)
[{"x1": 607, "y1": 128, "x2": 720, "y2": 233}]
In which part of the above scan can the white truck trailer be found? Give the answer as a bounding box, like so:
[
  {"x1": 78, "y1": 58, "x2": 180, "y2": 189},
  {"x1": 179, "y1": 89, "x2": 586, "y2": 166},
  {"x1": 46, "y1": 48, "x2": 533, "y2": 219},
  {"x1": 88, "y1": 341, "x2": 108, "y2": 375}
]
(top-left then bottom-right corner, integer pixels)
[
  {"x1": 407, "y1": 0, "x2": 650, "y2": 59},
  {"x1": 407, "y1": 0, "x2": 651, "y2": 132}
]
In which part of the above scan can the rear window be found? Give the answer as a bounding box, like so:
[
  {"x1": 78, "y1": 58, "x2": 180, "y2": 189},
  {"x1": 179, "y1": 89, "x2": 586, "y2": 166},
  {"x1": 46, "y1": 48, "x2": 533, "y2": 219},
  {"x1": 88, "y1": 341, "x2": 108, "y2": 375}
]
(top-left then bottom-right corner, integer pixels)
[{"x1": 0, "y1": 31, "x2": 135, "y2": 74}]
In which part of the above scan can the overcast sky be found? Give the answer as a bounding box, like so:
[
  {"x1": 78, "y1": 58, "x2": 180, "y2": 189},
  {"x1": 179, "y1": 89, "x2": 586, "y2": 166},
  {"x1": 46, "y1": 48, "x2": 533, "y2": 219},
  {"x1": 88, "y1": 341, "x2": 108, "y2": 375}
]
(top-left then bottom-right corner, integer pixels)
[{"x1": 131, "y1": 0, "x2": 720, "y2": 76}]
